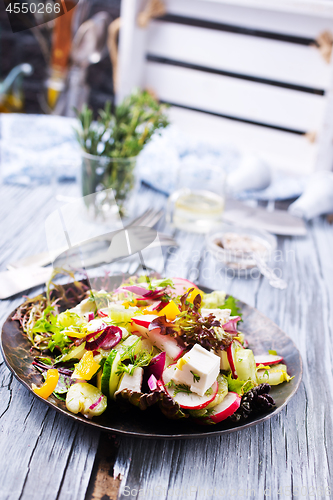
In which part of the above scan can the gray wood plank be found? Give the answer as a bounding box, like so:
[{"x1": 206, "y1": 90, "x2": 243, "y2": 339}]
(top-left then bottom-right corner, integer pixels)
[
  {"x1": 0, "y1": 184, "x2": 101, "y2": 500},
  {"x1": 113, "y1": 220, "x2": 332, "y2": 500},
  {"x1": 2, "y1": 181, "x2": 333, "y2": 500}
]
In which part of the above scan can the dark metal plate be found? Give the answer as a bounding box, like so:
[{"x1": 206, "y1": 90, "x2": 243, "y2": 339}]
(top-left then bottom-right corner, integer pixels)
[{"x1": 0, "y1": 280, "x2": 302, "y2": 439}]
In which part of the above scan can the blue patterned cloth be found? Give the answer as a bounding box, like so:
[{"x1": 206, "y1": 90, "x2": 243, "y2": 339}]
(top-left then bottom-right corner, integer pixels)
[{"x1": 1, "y1": 113, "x2": 305, "y2": 200}]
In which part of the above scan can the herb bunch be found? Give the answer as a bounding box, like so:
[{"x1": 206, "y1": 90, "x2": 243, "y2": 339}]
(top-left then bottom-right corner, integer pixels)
[
  {"x1": 76, "y1": 90, "x2": 169, "y2": 212},
  {"x1": 75, "y1": 90, "x2": 169, "y2": 159}
]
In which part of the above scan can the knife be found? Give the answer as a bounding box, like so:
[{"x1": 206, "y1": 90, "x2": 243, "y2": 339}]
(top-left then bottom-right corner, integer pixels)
[
  {"x1": 0, "y1": 228, "x2": 173, "y2": 299},
  {"x1": 224, "y1": 198, "x2": 307, "y2": 236},
  {"x1": 0, "y1": 265, "x2": 52, "y2": 300}
]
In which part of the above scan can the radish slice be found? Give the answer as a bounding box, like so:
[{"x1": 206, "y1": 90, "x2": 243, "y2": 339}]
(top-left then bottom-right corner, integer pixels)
[
  {"x1": 254, "y1": 354, "x2": 284, "y2": 366},
  {"x1": 226, "y1": 340, "x2": 243, "y2": 379},
  {"x1": 97, "y1": 309, "x2": 108, "y2": 318},
  {"x1": 162, "y1": 365, "x2": 218, "y2": 409},
  {"x1": 132, "y1": 315, "x2": 184, "y2": 361},
  {"x1": 145, "y1": 301, "x2": 166, "y2": 312},
  {"x1": 169, "y1": 277, "x2": 199, "y2": 298},
  {"x1": 131, "y1": 314, "x2": 159, "y2": 331},
  {"x1": 208, "y1": 392, "x2": 241, "y2": 423}
]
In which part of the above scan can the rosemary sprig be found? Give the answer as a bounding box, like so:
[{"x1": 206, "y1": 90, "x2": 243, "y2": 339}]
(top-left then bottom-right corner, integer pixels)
[{"x1": 75, "y1": 91, "x2": 169, "y2": 212}]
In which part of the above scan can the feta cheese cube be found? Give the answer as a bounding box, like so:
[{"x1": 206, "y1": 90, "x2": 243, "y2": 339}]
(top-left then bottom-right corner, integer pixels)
[
  {"x1": 173, "y1": 344, "x2": 220, "y2": 396},
  {"x1": 114, "y1": 366, "x2": 143, "y2": 396},
  {"x1": 201, "y1": 308, "x2": 231, "y2": 325}
]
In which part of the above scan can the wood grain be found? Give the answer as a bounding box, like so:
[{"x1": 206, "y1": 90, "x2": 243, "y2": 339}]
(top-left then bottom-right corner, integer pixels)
[
  {"x1": 147, "y1": 20, "x2": 330, "y2": 90},
  {"x1": 0, "y1": 184, "x2": 101, "y2": 500},
  {"x1": 85, "y1": 434, "x2": 121, "y2": 500},
  {"x1": 111, "y1": 198, "x2": 333, "y2": 499},
  {"x1": 145, "y1": 61, "x2": 326, "y2": 132},
  {"x1": 1, "y1": 181, "x2": 332, "y2": 500}
]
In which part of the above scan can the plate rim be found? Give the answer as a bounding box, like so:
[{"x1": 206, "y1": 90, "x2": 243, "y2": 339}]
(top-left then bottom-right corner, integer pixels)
[{"x1": 0, "y1": 283, "x2": 303, "y2": 440}]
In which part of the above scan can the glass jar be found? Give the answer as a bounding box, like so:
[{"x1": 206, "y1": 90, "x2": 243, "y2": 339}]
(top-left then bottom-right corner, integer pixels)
[{"x1": 81, "y1": 151, "x2": 138, "y2": 219}]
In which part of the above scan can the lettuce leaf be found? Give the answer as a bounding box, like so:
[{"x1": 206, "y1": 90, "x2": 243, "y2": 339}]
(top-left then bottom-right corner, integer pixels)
[
  {"x1": 201, "y1": 291, "x2": 226, "y2": 309},
  {"x1": 219, "y1": 296, "x2": 242, "y2": 319},
  {"x1": 225, "y1": 373, "x2": 255, "y2": 395},
  {"x1": 32, "y1": 306, "x2": 60, "y2": 335},
  {"x1": 48, "y1": 330, "x2": 71, "y2": 353}
]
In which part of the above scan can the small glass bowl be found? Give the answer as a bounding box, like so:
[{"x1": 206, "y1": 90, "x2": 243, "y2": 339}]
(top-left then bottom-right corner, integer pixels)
[{"x1": 206, "y1": 224, "x2": 277, "y2": 276}]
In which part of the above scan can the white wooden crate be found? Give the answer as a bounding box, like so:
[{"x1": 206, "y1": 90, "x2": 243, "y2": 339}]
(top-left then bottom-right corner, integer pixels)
[{"x1": 116, "y1": 0, "x2": 333, "y2": 175}]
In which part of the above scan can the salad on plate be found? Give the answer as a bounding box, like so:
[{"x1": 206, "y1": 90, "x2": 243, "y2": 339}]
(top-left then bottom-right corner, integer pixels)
[{"x1": 13, "y1": 275, "x2": 293, "y2": 425}]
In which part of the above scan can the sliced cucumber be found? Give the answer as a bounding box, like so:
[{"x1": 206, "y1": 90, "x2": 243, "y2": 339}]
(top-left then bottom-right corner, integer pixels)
[
  {"x1": 108, "y1": 303, "x2": 138, "y2": 325},
  {"x1": 58, "y1": 342, "x2": 86, "y2": 363},
  {"x1": 234, "y1": 348, "x2": 257, "y2": 381},
  {"x1": 140, "y1": 338, "x2": 157, "y2": 355},
  {"x1": 96, "y1": 369, "x2": 102, "y2": 391},
  {"x1": 109, "y1": 351, "x2": 122, "y2": 398},
  {"x1": 114, "y1": 334, "x2": 142, "y2": 355},
  {"x1": 257, "y1": 363, "x2": 292, "y2": 385},
  {"x1": 101, "y1": 350, "x2": 121, "y2": 398}
]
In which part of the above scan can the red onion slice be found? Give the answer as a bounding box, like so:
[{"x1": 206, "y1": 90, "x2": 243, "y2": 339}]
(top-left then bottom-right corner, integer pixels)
[
  {"x1": 89, "y1": 396, "x2": 103, "y2": 410},
  {"x1": 86, "y1": 324, "x2": 107, "y2": 341},
  {"x1": 121, "y1": 285, "x2": 167, "y2": 300},
  {"x1": 85, "y1": 326, "x2": 122, "y2": 351},
  {"x1": 222, "y1": 316, "x2": 241, "y2": 334},
  {"x1": 147, "y1": 374, "x2": 157, "y2": 391}
]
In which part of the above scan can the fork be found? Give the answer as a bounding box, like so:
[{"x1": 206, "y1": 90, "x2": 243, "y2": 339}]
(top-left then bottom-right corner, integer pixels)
[{"x1": 7, "y1": 208, "x2": 175, "y2": 270}]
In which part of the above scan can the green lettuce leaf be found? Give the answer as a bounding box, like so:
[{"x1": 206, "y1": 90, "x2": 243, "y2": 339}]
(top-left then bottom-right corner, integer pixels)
[
  {"x1": 201, "y1": 291, "x2": 226, "y2": 308},
  {"x1": 32, "y1": 306, "x2": 60, "y2": 335},
  {"x1": 225, "y1": 373, "x2": 255, "y2": 395},
  {"x1": 219, "y1": 296, "x2": 242, "y2": 318},
  {"x1": 48, "y1": 330, "x2": 71, "y2": 353}
]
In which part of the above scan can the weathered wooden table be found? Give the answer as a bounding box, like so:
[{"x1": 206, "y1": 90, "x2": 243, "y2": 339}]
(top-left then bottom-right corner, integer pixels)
[{"x1": 1, "y1": 182, "x2": 332, "y2": 500}]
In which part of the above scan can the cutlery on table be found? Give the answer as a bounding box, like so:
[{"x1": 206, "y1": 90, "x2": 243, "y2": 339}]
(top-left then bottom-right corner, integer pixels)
[
  {"x1": 7, "y1": 208, "x2": 170, "y2": 270},
  {"x1": 1, "y1": 209, "x2": 178, "y2": 299},
  {"x1": 224, "y1": 198, "x2": 307, "y2": 236}
]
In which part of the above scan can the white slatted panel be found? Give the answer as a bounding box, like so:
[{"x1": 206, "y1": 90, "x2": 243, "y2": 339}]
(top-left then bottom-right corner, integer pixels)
[
  {"x1": 117, "y1": 0, "x2": 147, "y2": 98},
  {"x1": 118, "y1": 0, "x2": 333, "y2": 173},
  {"x1": 145, "y1": 62, "x2": 325, "y2": 131},
  {"x1": 167, "y1": 106, "x2": 317, "y2": 174},
  {"x1": 165, "y1": 0, "x2": 333, "y2": 38},
  {"x1": 147, "y1": 21, "x2": 329, "y2": 90},
  {"x1": 199, "y1": 0, "x2": 333, "y2": 18}
]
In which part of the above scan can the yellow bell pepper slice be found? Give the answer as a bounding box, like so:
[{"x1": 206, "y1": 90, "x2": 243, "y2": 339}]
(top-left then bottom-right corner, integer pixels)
[
  {"x1": 186, "y1": 287, "x2": 204, "y2": 304},
  {"x1": 62, "y1": 328, "x2": 87, "y2": 339},
  {"x1": 158, "y1": 300, "x2": 180, "y2": 321},
  {"x1": 122, "y1": 298, "x2": 137, "y2": 308},
  {"x1": 32, "y1": 369, "x2": 59, "y2": 399},
  {"x1": 72, "y1": 351, "x2": 100, "y2": 381}
]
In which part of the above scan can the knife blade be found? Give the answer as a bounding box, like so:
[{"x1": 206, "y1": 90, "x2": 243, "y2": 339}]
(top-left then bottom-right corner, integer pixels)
[
  {"x1": 0, "y1": 265, "x2": 52, "y2": 300},
  {"x1": 0, "y1": 230, "x2": 176, "y2": 299},
  {"x1": 224, "y1": 198, "x2": 307, "y2": 236}
]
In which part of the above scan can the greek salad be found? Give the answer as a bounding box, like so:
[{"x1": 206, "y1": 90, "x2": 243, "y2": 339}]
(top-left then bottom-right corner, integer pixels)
[{"x1": 14, "y1": 276, "x2": 293, "y2": 424}]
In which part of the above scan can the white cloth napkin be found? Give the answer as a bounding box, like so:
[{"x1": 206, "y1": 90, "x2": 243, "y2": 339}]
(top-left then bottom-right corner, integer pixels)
[{"x1": 288, "y1": 171, "x2": 333, "y2": 219}]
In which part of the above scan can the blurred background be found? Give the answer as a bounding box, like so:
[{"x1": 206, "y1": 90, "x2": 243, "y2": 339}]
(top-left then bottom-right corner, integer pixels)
[
  {"x1": 1, "y1": 0, "x2": 333, "y2": 225},
  {"x1": 0, "y1": 0, "x2": 121, "y2": 115}
]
